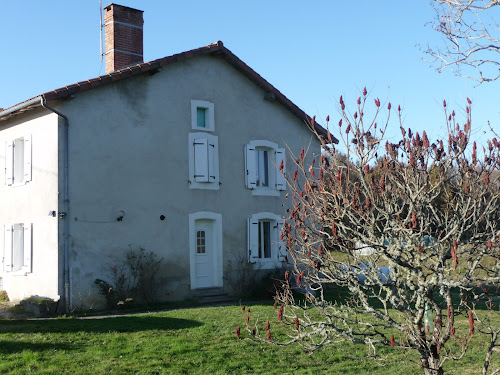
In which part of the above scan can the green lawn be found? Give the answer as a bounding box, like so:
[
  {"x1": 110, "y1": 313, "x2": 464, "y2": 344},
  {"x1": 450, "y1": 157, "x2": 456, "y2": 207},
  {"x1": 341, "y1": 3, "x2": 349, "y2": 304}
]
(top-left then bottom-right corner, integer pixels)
[{"x1": 0, "y1": 302, "x2": 496, "y2": 374}]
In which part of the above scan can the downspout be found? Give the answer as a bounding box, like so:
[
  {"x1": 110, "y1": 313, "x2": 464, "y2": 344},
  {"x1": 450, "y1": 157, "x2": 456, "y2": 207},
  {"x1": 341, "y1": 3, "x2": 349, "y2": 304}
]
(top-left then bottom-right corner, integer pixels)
[{"x1": 40, "y1": 97, "x2": 71, "y2": 313}]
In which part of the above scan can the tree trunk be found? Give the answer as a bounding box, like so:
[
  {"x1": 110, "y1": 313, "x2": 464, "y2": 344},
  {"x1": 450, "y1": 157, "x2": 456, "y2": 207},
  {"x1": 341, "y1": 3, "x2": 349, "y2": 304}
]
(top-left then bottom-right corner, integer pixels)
[{"x1": 422, "y1": 356, "x2": 443, "y2": 375}]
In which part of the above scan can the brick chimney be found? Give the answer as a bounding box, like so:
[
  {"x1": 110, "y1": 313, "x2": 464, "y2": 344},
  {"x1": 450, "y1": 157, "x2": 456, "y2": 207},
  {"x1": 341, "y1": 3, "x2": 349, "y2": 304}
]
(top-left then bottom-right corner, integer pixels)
[{"x1": 104, "y1": 4, "x2": 144, "y2": 73}]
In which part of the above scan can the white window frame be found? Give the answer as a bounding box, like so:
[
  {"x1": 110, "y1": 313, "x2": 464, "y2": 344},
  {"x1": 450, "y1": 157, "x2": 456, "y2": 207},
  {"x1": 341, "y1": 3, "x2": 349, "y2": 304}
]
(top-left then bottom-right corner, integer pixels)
[
  {"x1": 5, "y1": 134, "x2": 32, "y2": 186},
  {"x1": 188, "y1": 212, "x2": 223, "y2": 289},
  {"x1": 191, "y1": 100, "x2": 215, "y2": 132},
  {"x1": 247, "y1": 212, "x2": 285, "y2": 269},
  {"x1": 3, "y1": 223, "x2": 32, "y2": 275},
  {"x1": 245, "y1": 140, "x2": 286, "y2": 196},
  {"x1": 188, "y1": 132, "x2": 220, "y2": 190}
]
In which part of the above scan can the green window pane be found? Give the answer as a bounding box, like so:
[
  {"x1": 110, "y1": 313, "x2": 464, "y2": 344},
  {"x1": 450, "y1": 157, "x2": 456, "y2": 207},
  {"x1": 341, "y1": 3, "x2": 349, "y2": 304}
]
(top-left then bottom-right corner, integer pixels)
[{"x1": 197, "y1": 108, "x2": 206, "y2": 128}]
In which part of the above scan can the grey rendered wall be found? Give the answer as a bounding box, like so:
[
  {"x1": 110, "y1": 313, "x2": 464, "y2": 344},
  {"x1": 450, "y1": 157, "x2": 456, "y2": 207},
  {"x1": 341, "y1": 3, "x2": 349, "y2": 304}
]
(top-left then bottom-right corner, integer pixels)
[{"x1": 55, "y1": 55, "x2": 320, "y2": 308}]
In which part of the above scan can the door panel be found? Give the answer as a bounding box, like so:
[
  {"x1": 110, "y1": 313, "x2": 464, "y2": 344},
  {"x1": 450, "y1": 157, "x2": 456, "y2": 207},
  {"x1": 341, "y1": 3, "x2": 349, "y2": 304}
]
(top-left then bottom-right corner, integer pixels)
[{"x1": 194, "y1": 220, "x2": 214, "y2": 288}]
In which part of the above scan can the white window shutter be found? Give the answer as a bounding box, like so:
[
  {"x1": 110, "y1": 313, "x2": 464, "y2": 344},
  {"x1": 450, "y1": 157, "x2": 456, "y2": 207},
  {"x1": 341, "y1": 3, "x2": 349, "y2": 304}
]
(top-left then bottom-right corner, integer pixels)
[
  {"x1": 23, "y1": 134, "x2": 32, "y2": 182},
  {"x1": 22, "y1": 223, "x2": 32, "y2": 273},
  {"x1": 4, "y1": 225, "x2": 12, "y2": 272},
  {"x1": 276, "y1": 219, "x2": 286, "y2": 261},
  {"x1": 207, "y1": 140, "x2": 216, "y2": 183},
  {"x1": 245, "y1": 145, "x2": 257, "y2": 189},
  {"x1": 194, "y1": 138, "x2": 209, "y2": 182},
  {"x1": 5, "y1": 141, "x2": 13, "y2": 186},
  {"x1": 247, "y1": 218, "x2": 259, "y2": 263},
  {"x1": 276, "y1": 148, "x2": 286, "y2": 191}
]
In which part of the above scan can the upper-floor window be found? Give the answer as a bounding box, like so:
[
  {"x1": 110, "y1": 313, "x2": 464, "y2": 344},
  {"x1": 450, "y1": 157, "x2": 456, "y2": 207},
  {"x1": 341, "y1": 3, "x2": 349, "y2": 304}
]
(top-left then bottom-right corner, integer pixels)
[
  {"x1": 5, "y1": 135, "x2": 32, "y2": 186},
  {"x1": 191, "y1": 100, "x2": 215, "y2": 132},
  {"x1": 188, "y1": 132, "x2": 220, "y2": 190},
  {"x1": 244, "y1": 140, "x2": 286, "y2": 196}
]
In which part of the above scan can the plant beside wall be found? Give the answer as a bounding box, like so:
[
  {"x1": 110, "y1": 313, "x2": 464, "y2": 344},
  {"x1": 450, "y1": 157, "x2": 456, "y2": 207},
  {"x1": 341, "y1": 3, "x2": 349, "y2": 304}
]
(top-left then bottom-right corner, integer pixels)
[
  {"x1": 0, "y1": 290, "x2": 9, "y2": 302},
  {"x1": 94, "y1": 247, "x2": 164, "y2": 309}
]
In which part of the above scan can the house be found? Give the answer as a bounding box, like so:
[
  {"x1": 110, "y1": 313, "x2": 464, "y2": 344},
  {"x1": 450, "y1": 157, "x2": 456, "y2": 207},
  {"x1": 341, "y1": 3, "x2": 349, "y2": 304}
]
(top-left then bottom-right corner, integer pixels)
[{"x1": 0, "y1": 4, "x2": 336, "y2": 311}]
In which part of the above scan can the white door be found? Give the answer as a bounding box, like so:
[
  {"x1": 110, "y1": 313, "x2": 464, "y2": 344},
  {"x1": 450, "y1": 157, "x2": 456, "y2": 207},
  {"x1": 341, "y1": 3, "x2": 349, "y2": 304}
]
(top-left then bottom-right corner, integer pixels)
[{"x1": 194, "y1": 220, "x2": 215, "y2": 288}]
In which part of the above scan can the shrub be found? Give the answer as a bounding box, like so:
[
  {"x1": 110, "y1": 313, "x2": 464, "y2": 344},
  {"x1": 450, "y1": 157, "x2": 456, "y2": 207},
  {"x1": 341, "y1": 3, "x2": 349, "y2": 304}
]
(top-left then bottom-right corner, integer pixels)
[
  {"x1": 241, "y1": 94, "x2": 500, "y2": 375},
  {"x1": 94, "y1": 247, "x2": 164, "y2": 308},
  {"x1": 0, "y1": 290, "x2": 9, "y2": 302}
]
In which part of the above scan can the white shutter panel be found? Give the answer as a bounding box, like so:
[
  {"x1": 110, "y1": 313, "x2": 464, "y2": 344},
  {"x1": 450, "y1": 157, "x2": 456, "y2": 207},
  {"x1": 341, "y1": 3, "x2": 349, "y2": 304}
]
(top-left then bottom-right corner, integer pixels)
[
  {"x1": 22, "y1": 223, "x2": 32, "y2": 273},
  {"x1": 194, "y1": 138, "x2": 209, "y2": 182},
  {"x1": 248, "y1": 217, "x2": 259, "y2": 263},
  {"x1": 23, "y1": 134, "x2": 32, "y2": 182},
  {"x1": 276, "y1": 148, "x2": 286, "y2": 191},
  {"x1": 5, "y1": 141, "x2": 13, "y2": 186},
  {"x1": 245, "y1": 145, "x2": 257, "y2": 189},
  {"x1": 207, "y1": 140, "x2": 216, "y2": 183},
  {"x1": 276, "y1": 219, "x2": 286, "y2": 261},
  {"x1": 4, "y1": 225, "x2": 12, "y2": 272}
]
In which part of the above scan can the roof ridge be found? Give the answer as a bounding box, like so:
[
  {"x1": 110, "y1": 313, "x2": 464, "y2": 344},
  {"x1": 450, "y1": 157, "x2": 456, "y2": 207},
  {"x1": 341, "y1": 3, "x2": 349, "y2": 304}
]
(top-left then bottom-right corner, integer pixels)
[{"x1": 0, "y1": 41, "x2": 336, "y2": 142}]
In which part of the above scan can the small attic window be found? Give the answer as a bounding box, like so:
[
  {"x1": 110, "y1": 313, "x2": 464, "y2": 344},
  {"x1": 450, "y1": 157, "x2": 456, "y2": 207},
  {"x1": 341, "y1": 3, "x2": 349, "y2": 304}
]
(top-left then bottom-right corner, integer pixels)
[
  {"x1": 191, "y1": 100, "x2": 214, "y2": 132},
  {"x1": 197, "y1": 108, "x2": 207, "y2": 128}
]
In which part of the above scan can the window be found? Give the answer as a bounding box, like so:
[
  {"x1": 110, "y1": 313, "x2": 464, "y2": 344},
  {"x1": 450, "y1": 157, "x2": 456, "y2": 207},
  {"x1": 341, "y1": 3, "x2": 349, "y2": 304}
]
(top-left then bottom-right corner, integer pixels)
[
  {"x1": 191, "y1": 100, "x2": 215, "y2": 132},
  {"x1": 245, "y1": 140, "x2": 286, "y2": 195},
  {"x1": 256, "y1": 149, "x2": 269, "y2": 187},
  {"x1": 3, "y1": 223, "x2": 32, "y2": 274},
  {"x1": 196, "y1": 230, "x2": 206, "y2": 254},
  {"x1": 197, "y1": 108, "x2": 207, "y2": 128},
  {"x1": 258, "y1": 221, "x2": 272, "y2": 259},
  {"x1": 248, "y1": 213, "x2": 285, "y2": 267},
  {"x1": 188, "y1": 132, "x2": 219, "y2": 190},
  {"x1": 5, "y1": 135, "x2": 32, "y2": 185}
]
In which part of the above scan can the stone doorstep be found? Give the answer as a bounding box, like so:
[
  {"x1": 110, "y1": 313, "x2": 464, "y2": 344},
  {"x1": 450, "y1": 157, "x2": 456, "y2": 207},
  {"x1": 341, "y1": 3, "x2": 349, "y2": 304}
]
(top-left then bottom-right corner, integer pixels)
[{"x1": 192, "y1": 287, "x2": 236, "y2": 305}]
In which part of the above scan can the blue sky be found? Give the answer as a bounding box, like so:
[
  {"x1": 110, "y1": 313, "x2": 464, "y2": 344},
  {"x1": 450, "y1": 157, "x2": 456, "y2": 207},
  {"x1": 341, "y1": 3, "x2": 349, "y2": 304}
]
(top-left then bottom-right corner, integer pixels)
[{"x1": 1, "y1": 1, "x2": 498, "y2": 145}]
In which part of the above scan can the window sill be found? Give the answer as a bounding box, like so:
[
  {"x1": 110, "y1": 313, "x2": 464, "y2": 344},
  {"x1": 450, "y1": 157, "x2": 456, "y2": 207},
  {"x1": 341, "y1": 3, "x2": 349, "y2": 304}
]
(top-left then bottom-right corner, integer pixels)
[
  {"x1": 251, "y1": 189, "x2": 280, "y2": 197},
  {"x1": 189, "y1": 181, "x2": 220, "y2": 190},
  {"x1": 10, "y1": 182, "x2": 29, "y2": 187},
  {"x1": 193, "y1": 127, "x2": 214, "y2": 133},
  {"x1": 9, "y1": 272, "x2": 29, "y2": 276}
]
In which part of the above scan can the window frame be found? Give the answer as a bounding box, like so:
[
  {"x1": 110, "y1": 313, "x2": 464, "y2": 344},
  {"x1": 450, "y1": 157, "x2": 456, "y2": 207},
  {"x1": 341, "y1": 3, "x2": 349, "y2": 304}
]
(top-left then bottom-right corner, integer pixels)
[
  {"x1": 244, "y1": 140, "x2": 286, "y2": 196},
  {"x1": 247, "y1": 212, "x2": 285, "y2": 268},
  {"x1": 3, "y1": 223, "x2": 32, "y2": 275},
  {"x1": 191, "y1": 100, "x2": 215, "y2": 132},
  {"x1": 5, "y1": 134, "x2": 32, "y2": 186}
]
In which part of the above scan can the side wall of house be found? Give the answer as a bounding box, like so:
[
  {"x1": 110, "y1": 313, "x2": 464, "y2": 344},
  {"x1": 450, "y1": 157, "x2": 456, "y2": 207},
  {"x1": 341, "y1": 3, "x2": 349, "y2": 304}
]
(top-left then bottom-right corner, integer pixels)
[
  {"x1": 54, "y1": 55, "x2": 321, "y2": 308},
  {"x1": 0, "y1": 111, "x2": 60, "y2": 302}
]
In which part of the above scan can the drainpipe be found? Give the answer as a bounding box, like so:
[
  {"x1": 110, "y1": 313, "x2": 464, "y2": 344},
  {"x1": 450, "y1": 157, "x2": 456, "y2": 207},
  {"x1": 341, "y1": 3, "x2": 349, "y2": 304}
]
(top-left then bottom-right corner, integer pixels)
[{"x1": 40, "y1": 97, "x2": 71, "y2": 313}]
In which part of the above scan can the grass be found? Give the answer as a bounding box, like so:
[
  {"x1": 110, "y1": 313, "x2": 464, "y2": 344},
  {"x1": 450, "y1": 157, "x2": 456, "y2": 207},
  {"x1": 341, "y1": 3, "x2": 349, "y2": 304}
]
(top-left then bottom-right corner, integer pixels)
[{"x1": 0, "y1": 299, "x2": 497, "y2": 374}]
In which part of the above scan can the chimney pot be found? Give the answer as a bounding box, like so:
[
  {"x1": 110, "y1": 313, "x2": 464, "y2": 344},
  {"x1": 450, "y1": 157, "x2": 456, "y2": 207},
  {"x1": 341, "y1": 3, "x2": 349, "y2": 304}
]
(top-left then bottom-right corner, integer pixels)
[{"x1": 104, "y1": 3, "x2": 144, "y2": 74}]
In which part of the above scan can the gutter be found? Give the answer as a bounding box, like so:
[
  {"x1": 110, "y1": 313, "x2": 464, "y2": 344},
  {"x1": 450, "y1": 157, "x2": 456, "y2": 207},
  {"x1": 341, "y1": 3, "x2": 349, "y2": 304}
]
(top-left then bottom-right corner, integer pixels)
[
  {"x1": 40, "y1": 97, "x2": 71, "y2": 314},
  {"x1": 0, "y1": 96, "x2": 42, "y2": 120}
]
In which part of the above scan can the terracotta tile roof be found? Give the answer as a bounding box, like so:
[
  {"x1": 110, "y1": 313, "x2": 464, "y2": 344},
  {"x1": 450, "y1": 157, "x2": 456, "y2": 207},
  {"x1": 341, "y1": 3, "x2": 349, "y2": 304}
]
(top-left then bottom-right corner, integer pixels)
[{"x1": 0, "y1": 41, "x2": 337, "y2": 143}]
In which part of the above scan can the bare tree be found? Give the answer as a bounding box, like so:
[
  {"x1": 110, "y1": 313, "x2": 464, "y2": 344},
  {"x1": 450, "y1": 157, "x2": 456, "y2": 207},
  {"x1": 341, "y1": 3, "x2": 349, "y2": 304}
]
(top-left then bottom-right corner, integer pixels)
[
  {"x1": 239, "y1": 91, "x2": 500, "y2": 375},
  {"x1": 425, "y1": 0, "x2": 500, "y2": 83}
]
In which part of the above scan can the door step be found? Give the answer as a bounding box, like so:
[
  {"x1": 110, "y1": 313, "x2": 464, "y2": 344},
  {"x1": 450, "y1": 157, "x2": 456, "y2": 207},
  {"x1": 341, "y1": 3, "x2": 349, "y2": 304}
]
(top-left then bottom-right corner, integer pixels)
[{"x1": 193, "y1": 287, "x2": 236, "y2": 305}]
